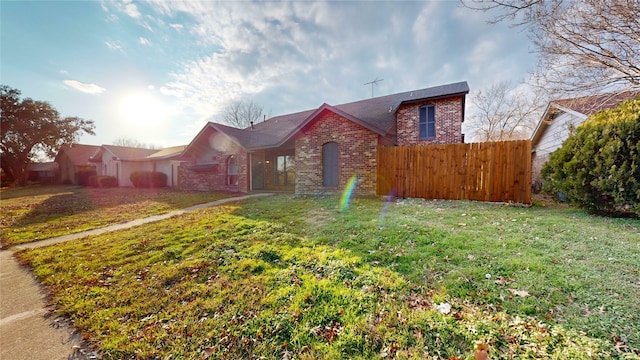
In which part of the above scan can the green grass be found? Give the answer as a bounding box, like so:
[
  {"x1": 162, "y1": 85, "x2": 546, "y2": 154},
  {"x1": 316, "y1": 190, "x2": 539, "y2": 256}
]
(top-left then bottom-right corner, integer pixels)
[
  {"x1": 14, "y1": 194, "x2": 640, "y2": 359},
  {"x1": 0, "y1": 185, "x2": 234, "y2": 247}
]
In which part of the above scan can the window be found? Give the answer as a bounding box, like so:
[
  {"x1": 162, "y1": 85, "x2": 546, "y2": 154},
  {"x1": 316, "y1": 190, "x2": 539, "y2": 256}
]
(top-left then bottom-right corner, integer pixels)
[
  {"x1": 274, "y1": 155, "x2": 295, "y2": 185},
  {"x1": 323, "y1": 142, "x2": 338, "y2": 187},
  {"x1": 227, "y1": 155, "x2": 238, "y2": 185},
  {"x1": 419, "y1": 105, "x2": 435, "y2": 139}
]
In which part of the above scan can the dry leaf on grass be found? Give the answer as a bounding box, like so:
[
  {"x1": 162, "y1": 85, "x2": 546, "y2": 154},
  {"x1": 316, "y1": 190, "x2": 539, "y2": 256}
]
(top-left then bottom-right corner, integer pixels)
[
  {"x1": 475, "y1": 343, "x2": 489, "y2": 360},
  {"x1": 508, "y1": 289, "x2": 529, "y2": 297}
]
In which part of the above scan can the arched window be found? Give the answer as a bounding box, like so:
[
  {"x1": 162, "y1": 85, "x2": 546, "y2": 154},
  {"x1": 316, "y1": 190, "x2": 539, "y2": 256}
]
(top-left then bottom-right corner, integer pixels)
[
  {"x1": 227, "y1": 155, "x2": 238, "y2": 185},
  {"x1": 323, "y1": 142, "x2": 338, "y2": 187}
]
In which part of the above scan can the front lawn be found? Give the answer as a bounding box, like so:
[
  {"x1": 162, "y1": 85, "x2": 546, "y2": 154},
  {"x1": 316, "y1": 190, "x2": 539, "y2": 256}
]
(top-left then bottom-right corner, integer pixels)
[
  {"x1": 0, "y1": 185, "x2": 234, "y2": 247},
  {"x1": 14, "y1": 195, "x2": 640, "y2": 359}
]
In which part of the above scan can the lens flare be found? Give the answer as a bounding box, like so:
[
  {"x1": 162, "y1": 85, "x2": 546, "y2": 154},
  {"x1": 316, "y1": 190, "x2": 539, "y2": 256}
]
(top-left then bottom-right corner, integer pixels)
[
  {"x1": 378, "y1": 188, "x2": 396, "y2": 222},
  {"x1": 339, "y1": 175, "x2": 358, "y2": 212}
]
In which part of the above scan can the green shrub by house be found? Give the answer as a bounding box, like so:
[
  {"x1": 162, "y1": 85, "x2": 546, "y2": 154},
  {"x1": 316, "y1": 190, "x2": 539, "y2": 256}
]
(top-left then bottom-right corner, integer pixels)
[
  {"x1": 130, "y1": 171, "x2": 167, "y2": 188},
  {"x1": 542, "y1": 96, "x2": 640, "y2": 216}
]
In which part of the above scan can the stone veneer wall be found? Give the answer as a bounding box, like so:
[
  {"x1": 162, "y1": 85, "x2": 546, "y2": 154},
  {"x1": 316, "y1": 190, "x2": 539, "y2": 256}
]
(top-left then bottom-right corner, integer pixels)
[
  {"x1": 396, "y1": 96, "x2": 464, "y2": 146},
  {"x1": 178, "y1": 150, "x2": 248, "y2": 193},
  {"x1": 295, "y1": 111, "x2": 378, "y2": 196}
]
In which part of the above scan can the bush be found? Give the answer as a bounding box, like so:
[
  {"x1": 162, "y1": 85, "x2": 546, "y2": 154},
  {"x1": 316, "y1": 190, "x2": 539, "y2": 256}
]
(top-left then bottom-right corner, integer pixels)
[
  {"x1": 541, "y1": 96, "x2": 640, "y2": 217},
  {"x1": 130, "y1": 171, "x2": 167, "y2": 188},
  {"x1": 76, "y1": 169, "x2": 97, "y2": 186},
  {"x1": 88, "y1": 176, "x2": 119, "y2": 188},
  {"x1": 99, "y1": 176, "x2": 118, "y2": 188},
  {"x1": 88, "y1": 176, "x2": 99, "y2": 187}
]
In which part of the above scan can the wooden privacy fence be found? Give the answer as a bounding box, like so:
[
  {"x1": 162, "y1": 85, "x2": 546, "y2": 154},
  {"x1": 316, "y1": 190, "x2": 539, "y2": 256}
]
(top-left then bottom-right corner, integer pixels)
[{"x1": 377, "y1": 140, "x2": 532, "y2": 204}]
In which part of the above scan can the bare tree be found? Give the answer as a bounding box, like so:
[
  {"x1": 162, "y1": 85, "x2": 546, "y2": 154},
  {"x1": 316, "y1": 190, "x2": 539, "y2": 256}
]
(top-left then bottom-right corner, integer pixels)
[
  {"x1": 466, "y1": 81, "x2": 545, "y2": 142},
  {"x1": 463, "y1": 0, "x2": 640, "y2": 95},
  {"x1": 222, "y1": 99, "x2": 268, "y2": 128},
  {"x1": 112, "y1": 137, "x2": 161, "y2": 149}
]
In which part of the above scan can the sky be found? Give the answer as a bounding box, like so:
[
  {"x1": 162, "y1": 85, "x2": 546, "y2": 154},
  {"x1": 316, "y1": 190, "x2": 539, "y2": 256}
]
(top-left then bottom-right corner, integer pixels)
[{"x1": 1, "y1": 0, "x2": 535, "y2": 148}]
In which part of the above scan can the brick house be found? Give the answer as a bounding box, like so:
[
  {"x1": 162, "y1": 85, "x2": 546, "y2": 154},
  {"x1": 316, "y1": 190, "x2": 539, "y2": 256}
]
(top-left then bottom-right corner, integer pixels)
[{"x1": 180, "y1": 81, "x2": 469, "y2": 195}]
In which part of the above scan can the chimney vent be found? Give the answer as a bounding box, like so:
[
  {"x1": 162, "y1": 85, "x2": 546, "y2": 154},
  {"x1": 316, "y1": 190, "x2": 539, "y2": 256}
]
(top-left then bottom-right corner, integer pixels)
[{"x1": 250, "y1": 121, "x2": 254, "y2": 130}]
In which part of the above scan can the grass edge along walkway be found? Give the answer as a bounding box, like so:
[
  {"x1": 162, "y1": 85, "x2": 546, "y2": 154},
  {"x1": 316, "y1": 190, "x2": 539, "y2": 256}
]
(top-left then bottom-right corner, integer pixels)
[{"x1": 12, "y1": 193, "x2": 274, "y2": 251}]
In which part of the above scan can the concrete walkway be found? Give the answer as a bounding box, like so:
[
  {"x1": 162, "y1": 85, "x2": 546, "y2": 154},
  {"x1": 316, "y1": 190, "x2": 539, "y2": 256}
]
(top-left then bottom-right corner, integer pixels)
[{"x1": 0, "y1": 193, "x2": 273, "y2": 359}]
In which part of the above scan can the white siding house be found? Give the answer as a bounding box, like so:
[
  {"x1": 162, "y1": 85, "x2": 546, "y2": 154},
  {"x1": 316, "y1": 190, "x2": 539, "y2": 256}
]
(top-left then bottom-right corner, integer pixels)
[
  {"x1": 531, "y1": 91, "x2": 640, "y2": 190},
  {"x1": 90, "y1": 145, "x2": 186, "y2": 187}
]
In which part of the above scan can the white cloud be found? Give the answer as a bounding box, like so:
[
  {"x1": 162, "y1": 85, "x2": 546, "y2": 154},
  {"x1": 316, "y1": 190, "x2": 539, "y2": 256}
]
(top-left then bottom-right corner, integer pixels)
[
  {"x1": 169, "y1": 23, "x2": 183, "y2": 31},
  {"x1": 104, "y1": 1, "x2": 533, "y2": 125},
  {"x1": 105, "y1": 40, "x2": 123, "y2": 51},
  {"x1": 63, "y1": 80, "x2": 106, "y2": 94},
  {"x1": 139, "y1": 37, "x2": 151, "y2": 46},
  {"x1": 121, "y1": 0, "x2": 140, "y2": 19}
]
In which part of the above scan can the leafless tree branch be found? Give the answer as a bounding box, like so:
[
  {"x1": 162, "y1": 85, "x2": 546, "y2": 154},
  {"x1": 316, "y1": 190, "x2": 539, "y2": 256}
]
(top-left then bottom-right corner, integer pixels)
[
  {"x1": 462, "y1": 0, "x2": 640, "y2": 95},
  {"x1": 466, "y1": 81, "x2": 546, "y2": 142},
  {"x1": 222, "y1": 99, "x2": 267, "y2": 128}
]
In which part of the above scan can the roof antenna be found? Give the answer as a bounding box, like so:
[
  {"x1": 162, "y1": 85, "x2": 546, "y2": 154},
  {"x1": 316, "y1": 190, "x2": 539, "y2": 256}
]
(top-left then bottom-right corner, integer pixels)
[{"x1": 364, "y1": 77, "x2": 384, "y2": 98}]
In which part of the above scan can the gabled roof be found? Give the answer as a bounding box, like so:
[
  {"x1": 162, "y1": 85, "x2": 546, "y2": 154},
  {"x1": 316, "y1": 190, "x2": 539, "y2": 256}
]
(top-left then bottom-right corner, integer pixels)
[
  {"x1": 146, "y1": 145, "x2": 187, "y2": 160},
  {"x1": 531, "y1": 90, "x2": 640, "y2": 146},
  {"x1": 185, "y1": 81, "x2": 469, "y2": 152},
  {"x1": 54, "y1": 144, "x2": 101, "y2": 165},
  {"x1": 554, "y1": 90, "x2": 639, "y2": 116},
  {"x1": 90, "y1": 145, "x2": 158, "y2": 162}
]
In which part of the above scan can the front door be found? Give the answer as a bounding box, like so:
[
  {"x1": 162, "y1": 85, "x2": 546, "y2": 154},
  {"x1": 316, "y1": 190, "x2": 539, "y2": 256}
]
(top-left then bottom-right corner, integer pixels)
[{"x1": 251, "y1": 154, "x2": 265, "y2": 190}]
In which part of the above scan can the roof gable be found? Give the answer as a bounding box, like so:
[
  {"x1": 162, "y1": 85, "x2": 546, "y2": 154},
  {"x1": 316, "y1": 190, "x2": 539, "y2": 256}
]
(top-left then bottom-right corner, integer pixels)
[
  {"x1": 54, "y1": 144, "x2": 101, "y2": 165},
  {"x1": 531, "y1": 90, "x2": 640, "y2": 146}
]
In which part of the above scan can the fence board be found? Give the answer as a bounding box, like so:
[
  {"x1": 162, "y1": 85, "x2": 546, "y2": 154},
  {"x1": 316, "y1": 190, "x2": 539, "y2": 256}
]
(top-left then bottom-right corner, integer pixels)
[{"x1": 377, "y1": 140, "x2": 532, "y2": 204}]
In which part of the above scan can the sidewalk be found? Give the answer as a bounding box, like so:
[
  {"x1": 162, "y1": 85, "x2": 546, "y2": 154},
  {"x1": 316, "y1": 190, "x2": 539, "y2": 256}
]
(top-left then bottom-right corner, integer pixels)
[{"x1": 0, "y1": 193, "x2": 273, "y2": 359}]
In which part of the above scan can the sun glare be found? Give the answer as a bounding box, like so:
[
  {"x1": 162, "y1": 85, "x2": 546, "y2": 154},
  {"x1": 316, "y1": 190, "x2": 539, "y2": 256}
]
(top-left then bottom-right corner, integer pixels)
[{"x1": 118, "y1": 92, "x2": 166, "y2": 129}]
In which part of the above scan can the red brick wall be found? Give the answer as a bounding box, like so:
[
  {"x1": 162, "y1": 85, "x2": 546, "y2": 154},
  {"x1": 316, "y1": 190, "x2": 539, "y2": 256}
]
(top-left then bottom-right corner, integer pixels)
[
  {"x1": 396, "y1": 96, "x2": 464, "y2": 146},
  {"x1": 179, "y1": 149, "x2": 248, "y2": 193},
  {"x1": 295, "y1": 111, "x2": 378, "y2": 195}
]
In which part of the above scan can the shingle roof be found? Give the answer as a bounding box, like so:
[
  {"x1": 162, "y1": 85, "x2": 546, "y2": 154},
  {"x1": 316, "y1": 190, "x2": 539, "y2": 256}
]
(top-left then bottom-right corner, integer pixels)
[
  {"x1": 553, "y1": 90, "x2": 640, "y2": 116},
  {"x1": 190, "y1": 81, "x2": 469, "y2": 151},
  {"x1": 531, "y1": 90, "x2": 640, "y2": 145},
  {"x1": 100, "y1": 145, "x2": 158, "y2": 161},
  {"x1": 54, "y1": 144, "x2": 101, "y2": 165},
  {"x1": 146, "y1": 145, "x2": 187, "y2": 160}
]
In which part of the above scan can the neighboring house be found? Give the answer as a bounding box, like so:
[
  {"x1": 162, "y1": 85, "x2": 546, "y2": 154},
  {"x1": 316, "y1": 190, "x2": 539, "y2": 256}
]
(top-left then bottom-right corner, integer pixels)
[
  {"x1": 28, "y1": 162, "x2": 58, "y2": 182},
  {"x1": 531, "y1": 90, "x2": 640, "y2": 188},
  {"x1": 54, "y1": 144, "x2": 101, "y2": 184},
  {"x1": 90, "y1": 145, "x2": 187, "y2": 187},
  {"x1": 180, "y1": 81, "x2": 470, "y2": 195},
  {"x1": 144, "y1": 145, "x2": 187, "y2": 188}
]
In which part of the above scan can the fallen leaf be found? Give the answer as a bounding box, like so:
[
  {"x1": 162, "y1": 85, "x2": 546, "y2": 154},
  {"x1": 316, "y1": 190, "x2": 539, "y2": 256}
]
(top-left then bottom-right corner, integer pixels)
[
  {"x1": 203, "y1": 347, "x2": 215, "y2": 358},
  {"x1": 494, "y1": 276, "x2": 514, "y2": 286},
  {"x1": 508, "y1": 289, "x2": 529, "y2": 297},
  {"x1": 475, "y1": 343, "x2": 489, "y2": 360}
]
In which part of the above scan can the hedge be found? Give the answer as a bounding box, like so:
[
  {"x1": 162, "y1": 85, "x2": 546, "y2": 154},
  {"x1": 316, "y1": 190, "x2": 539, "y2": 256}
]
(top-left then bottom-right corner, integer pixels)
[
  {"x1": 130, "y1": 171, "x2": 167, "y2": 188},
  {"x1": 76, "y1": 169, "x2": 97, "y2": 186},
  {"x1": 88, "y1": 176, "x2": 118, "y2": 188},
  {"x1": 541, "y1": 96, "x2": 640, "y2": 217}
]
